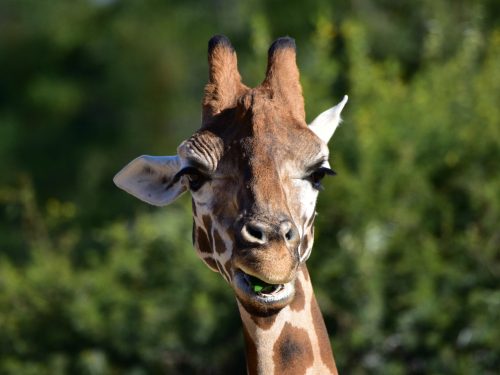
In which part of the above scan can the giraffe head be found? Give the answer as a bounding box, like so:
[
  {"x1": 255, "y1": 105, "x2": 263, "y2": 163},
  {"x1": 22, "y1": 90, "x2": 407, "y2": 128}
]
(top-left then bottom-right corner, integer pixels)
[{"x1": 114, "y1": 36, "x2": 347, "y2": 315}]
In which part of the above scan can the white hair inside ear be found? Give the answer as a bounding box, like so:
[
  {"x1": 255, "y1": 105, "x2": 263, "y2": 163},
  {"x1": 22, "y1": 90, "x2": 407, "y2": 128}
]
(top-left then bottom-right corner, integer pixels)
[{"x1": 309, "y1": 95, "x2": 348, "y2": 144}]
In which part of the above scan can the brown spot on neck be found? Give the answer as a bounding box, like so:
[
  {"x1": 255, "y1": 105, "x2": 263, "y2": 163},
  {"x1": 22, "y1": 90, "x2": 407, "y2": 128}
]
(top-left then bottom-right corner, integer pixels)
[{"x1": 273, "y1": 322, "x2": 313, "y2": 374}]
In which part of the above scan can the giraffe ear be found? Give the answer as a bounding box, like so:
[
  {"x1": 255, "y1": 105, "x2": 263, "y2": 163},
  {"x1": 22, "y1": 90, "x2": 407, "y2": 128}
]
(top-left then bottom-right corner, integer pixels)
[
  {"x1": 309, "y1": 95, "x2": 348, "y2": 143},
  {"x1": 113, "y1": 155, "x2": 187, "y2": 206}
]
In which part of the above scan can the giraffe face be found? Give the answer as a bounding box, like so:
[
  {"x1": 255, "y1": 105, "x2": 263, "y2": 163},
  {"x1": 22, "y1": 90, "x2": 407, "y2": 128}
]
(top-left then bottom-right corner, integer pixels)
[
  {"x1": 182, "y1": 91, "x2": 332, "y2": 313},
  {"x1": 114, "y1": 35, "x2": 347, "y2": 315}
]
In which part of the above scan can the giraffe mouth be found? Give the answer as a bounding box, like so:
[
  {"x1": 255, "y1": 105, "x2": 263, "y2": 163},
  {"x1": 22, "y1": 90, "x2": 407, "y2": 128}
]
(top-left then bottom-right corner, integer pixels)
[
  {"x1": 233, "y1": 269, "x2": 295, "y2": 310},
  {"x1": 244, "y1": 273, "x2": 285, "y2": 295}
]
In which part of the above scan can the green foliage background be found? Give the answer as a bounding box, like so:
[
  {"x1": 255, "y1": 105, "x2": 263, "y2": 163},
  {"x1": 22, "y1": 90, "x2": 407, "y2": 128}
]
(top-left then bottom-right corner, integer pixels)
[{"x1": 1, "y1": 0, "x2": 499, "y2": 374}]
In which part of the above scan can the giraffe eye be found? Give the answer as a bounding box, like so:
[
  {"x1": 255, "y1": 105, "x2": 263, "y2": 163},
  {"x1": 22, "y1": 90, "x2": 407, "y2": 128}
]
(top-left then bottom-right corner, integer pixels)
[
  {"x1": 186, "y1": 171, "x2": 208, "y2": 191},
  {"x1": 306, "y1": 167, "x2": 336, "y2": 190}
]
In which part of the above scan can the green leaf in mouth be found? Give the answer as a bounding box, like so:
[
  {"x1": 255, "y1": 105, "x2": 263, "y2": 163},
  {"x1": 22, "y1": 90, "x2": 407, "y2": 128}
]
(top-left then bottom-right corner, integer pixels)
[
  {"x1": 253, "y1": 284, "x2": 264, "y2": 293},
  {"x1": 248, "y1": 275, "x2": 277, "y2": 294}
]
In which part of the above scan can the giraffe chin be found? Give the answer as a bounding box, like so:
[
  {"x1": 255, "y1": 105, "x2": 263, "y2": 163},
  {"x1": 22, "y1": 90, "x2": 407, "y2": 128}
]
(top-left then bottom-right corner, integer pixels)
[{"x1": 233, "y1": 269, "x2": 296, "y2": 316}]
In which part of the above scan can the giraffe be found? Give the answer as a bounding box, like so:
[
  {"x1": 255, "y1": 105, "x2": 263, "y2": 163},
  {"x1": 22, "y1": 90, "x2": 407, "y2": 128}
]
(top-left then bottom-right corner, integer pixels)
[{"x1": 114, "y1": 35, "x2": 347, "y2": 375}]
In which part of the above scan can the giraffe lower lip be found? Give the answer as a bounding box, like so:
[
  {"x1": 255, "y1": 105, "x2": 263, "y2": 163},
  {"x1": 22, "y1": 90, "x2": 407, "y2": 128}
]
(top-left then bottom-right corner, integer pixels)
[{"x1": 233, "y1": 269, "x2": 295, "y2": 307}]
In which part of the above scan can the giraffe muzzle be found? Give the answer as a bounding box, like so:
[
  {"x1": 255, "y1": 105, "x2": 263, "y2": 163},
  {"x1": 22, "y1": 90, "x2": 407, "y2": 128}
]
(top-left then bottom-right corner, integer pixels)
[{"x1": 232, "y1": 219, "x2": 301, "y2": 311}]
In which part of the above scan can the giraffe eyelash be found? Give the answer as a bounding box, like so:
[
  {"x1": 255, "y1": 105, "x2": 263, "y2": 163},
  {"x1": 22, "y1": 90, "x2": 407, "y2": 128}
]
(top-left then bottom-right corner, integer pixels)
[
  {"x1": 171, "y1": 167, "x2": 210, "y2": 191},
  {"x1": 305, "y1": 167, "x2": 336, "y2": 190}
]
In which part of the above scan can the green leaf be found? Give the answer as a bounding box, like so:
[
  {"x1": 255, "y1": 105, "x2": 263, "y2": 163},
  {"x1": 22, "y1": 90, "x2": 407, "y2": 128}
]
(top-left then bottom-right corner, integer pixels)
[{"x1": 253, "y1": 285, "x2": 264, "y2": 293}]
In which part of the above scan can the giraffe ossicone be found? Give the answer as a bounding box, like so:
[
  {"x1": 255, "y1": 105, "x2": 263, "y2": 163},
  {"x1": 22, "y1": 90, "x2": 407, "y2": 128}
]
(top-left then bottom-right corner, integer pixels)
[{"x1": 115, "y1": 34, "x2": 347, "y2": 375}]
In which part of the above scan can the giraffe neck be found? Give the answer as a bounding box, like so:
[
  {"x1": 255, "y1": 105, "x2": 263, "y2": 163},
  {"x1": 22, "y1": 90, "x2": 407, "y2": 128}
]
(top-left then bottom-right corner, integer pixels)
[{"x1": 237, "y1": 264, "x2": 338, "y2": 375}]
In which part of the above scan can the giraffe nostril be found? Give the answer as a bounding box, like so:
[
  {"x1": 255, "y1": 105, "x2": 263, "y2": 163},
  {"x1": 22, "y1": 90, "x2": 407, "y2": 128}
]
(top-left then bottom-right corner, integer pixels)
[
  {"x1": 247, "y1": 225, "x2": 264, "y2": 241},
  {"x1": 241, "y1": 222, "x2": 268, "y2": 245},
  {"x1": 241, "y1": 220, "x2": 299, "y2": 247}
]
